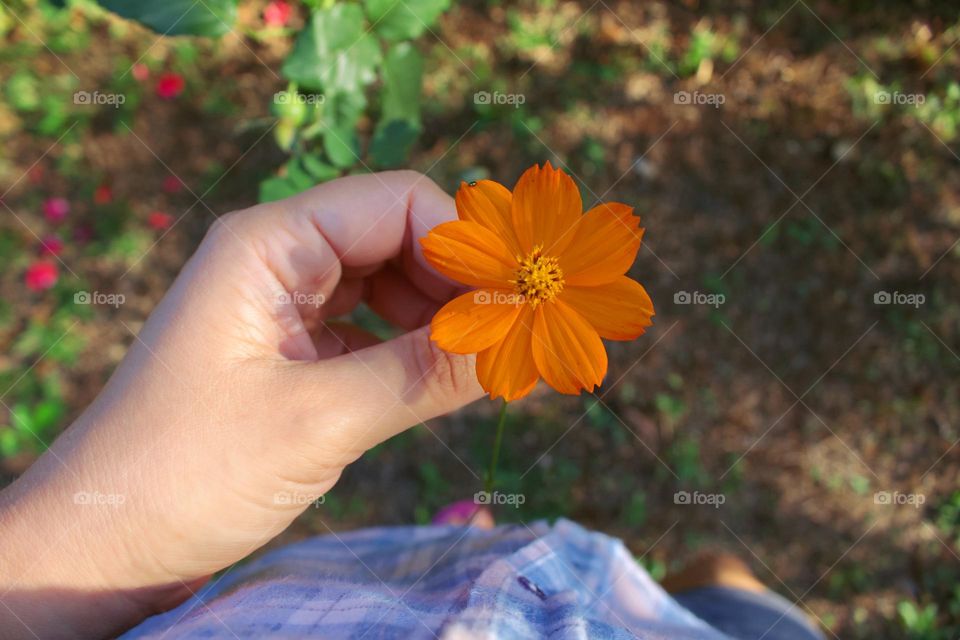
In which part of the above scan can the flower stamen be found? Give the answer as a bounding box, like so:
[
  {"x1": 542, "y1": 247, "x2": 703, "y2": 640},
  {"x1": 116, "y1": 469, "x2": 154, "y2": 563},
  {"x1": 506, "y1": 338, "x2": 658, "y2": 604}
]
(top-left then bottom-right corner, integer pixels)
[{"x1": 512, "y1": 246, "x2": 564, "y2": 307}]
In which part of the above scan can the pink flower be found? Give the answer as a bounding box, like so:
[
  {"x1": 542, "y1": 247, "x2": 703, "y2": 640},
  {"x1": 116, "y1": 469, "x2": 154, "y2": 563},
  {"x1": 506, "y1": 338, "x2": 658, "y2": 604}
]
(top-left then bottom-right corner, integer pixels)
[
  {"x1": 39, "y1": 234, "x2": 64, "y2": 256},
  {"x1": 25, "y1": 261, "x2": 58, "y2": 291},
  {"x1": 263, "y1": 0, "x2": 293, "y2": 27},
  {"x1": 132, "y1": 63, "x2": 149, "y2": 82},
  {"x1": 155, "y1": 72, "x2": 185, "y2": 100},
  {"x1": 43, "y1": 197, "x2": 70, "y2": 223},
  {"x1": 94, "y1": 184, "x2": 112, "y2": 204},
  {"x1": 162, "y1": 175, "x2": 184, "y2": 193},
  {"x1": 148, "y1": 211, "x2": 174, "y2": 230},
  {"x1": 431, "y1": 500, "x2": 495, "y2": 528}
]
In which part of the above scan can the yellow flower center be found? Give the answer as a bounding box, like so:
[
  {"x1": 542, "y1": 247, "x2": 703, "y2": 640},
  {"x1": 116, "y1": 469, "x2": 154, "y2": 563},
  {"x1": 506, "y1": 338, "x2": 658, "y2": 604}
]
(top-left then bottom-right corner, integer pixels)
[{"x1": 512, "y1": 246, "x2": 564, "y2": 307}]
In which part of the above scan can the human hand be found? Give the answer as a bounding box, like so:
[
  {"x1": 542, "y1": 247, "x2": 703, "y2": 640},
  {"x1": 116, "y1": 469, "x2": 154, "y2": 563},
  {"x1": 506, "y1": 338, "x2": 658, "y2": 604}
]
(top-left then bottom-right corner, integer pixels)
[{"x1": 0, "y1": 171, "x2": 484, "y2": 638}]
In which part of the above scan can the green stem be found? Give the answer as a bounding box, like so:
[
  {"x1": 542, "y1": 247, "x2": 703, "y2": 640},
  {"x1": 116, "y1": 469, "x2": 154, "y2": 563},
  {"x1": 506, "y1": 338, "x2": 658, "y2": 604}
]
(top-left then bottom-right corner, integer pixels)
[{"x1": 484, "y1": 401, "x2": 509, "y2": 495}]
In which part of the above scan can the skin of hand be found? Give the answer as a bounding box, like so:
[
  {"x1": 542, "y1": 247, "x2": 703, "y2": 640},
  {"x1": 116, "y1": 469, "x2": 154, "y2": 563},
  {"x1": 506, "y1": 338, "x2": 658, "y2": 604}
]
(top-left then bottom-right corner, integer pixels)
[{"x1": 0, "y1": 171, "x2": 485, "y2": 639}]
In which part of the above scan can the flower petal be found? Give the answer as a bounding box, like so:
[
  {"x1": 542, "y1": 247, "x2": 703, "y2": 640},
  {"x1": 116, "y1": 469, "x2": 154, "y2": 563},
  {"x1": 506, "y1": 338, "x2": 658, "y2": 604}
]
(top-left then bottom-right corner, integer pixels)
[
  {"x1": 531, "y1": 300, "x2": 607, "y2": 395},
  {"x1": 420, "y1": 220, "x2": 518, "y2": 288},
  {"x1": 431, "y1": 289, "x2": 523, "y2": 354},
  {"x1": 559, "y1": 203, "x2": 642, "y2": 286},
  {"x1": 560, "y1": 277, "x2": 654, "y2": 340},
  {"x1": 511, "y1": 162, "x2": 582, "y2": 256},
  {"x1": 455, "y1": 180, "x2": 522, "y2": 257},
  {"x1": 476, "y1": 305, "x2": 539, "y2": 401}
]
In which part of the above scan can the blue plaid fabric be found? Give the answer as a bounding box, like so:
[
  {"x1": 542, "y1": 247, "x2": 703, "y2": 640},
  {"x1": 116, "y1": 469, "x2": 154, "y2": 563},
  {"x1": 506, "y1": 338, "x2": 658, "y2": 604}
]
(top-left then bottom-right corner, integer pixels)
[{"x1": 122, "y1": 519, "x2": 732, "y2": 639}]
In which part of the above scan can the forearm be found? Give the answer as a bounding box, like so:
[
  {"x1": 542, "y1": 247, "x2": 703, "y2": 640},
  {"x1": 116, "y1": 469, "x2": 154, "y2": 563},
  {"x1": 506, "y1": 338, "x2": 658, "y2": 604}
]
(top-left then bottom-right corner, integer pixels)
[{"x1": 0, "y1": 421, "x2": 194, "y2": 639}]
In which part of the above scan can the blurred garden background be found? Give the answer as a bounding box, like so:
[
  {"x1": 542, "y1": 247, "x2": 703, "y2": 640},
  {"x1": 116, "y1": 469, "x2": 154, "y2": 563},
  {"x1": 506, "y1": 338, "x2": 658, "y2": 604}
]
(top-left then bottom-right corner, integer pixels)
[{"x1": 2, "y1": 0, "x2": 960, "y2": 636}]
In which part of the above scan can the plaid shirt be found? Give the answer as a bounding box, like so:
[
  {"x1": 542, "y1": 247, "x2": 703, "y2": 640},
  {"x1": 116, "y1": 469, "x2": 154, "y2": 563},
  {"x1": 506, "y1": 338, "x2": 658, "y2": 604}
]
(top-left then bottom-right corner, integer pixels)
[{"x1": 122, "y1": 519, "x2": 731, "y2": 639}]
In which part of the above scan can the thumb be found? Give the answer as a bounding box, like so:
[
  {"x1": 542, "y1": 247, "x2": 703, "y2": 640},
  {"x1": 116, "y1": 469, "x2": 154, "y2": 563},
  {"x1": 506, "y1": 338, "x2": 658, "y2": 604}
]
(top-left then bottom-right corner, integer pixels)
[{"x1": 292, "y1": 326, "x2": 484, "y2": 452}]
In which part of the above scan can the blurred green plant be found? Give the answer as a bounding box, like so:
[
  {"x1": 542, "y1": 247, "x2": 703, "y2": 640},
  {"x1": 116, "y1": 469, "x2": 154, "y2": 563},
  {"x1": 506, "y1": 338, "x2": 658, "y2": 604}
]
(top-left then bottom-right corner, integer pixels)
[
  {"x1": 848, "y1": 75, "x2": 960, "y2": 141},
  {"x1": 267, "y1": 0, "x2": 443, "y2": 200},
  {"x1": 898, "y1": 600, "x2": 942, "y2": 639},
  {"x1": 0, "y1": 303, "x2": 86, "y2": 458},
  {"x1": 893, "y1": 493, "x2": 960, "y2": 638},
  {"x1": 88, "y1": 0, "x2": 449, "y2": 201},
  {"x1": 95, "y1": 0, "x2": 237, "y2": 37}
]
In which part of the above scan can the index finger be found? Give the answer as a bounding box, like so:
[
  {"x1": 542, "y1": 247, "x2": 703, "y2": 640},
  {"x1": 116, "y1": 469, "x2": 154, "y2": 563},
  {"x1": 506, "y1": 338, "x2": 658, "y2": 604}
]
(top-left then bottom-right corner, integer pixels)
[{"x1": 274, "y1": 170, "x2": 462, "y2": 301}]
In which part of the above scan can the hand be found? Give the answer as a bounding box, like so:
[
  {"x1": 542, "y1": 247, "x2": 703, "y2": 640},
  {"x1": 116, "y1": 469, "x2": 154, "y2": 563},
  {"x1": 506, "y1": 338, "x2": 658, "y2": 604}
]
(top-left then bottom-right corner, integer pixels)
[{"x1": 0, "y1": 171, "x2": 484, "y2": 639}]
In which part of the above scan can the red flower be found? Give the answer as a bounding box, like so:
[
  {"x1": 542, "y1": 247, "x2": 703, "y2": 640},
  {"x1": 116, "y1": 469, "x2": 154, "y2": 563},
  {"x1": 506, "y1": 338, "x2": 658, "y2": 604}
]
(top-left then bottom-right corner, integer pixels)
[
  {"x1": 94, "y1": 184, "x2": 112, "y2": 204},
  {"x1": 148, "y1": 211, "x2": 174, "y2": 230},
  {"x1": 39, "y1": 234, "x2": 64, "y2": 257},
  {"x1": 155, "y1": 72, "x2": 185, "y2": 100},
  {"x1": 43, "y1": 197, "x2": 70, "y2": 223},
  {"x1": 263, "y1": 0, "x2": 293, "y2": 27},
  {"x1": 132, "y1": 63, "x2": 149, "y2": 82},
  {"x1": 25, "y1": 261, "x2": 58, "y2": 291},
  {"x1": 162, "y1": 175, "x2": 184, "y2": 193}
]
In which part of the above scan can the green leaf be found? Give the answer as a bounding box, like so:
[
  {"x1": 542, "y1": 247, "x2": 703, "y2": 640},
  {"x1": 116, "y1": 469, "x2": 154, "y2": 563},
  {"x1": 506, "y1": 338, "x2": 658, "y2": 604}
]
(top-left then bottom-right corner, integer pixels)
[
  {"x1": 369, "y1": 43, "x2": 424, "y2": 169},
  {"x1": 370, "y1": 119, "x2": 421, "y2": 168},
  {"x1": 282, "y1": 5, "x2": 382, "y2": 93},
  {"x1": 0, "y1": 428, "x2": 21, "y2": 458},
  {"x1": 323, "y1": 125, "x2": 360, "y2": 168},
  {"x1": 258, "y1": 157, "x2": 329, "y2": 203},
  {"x1": 381, "y1": 42, "x2": 424, "y2": 124},
  {"x1": 10, "y1": 404, "x2": 34, "y2": 435},
  {"x1": 286, "y1": 158, "x2": 317, "y2": 190},
  {"x1": 32, "y1": 399, "x2": 65, "y2": 433},
  {"x1": 364, "y1": 0, "x2": 450, "y2": 42},
  {"x1": 6, "y1": 71, "x2": 40, "y2": 112},
  {"x1": 299, "y1": 153, "x2": 339, "y2": 181},
  {"x1": 37, "y1": 96, "x2": 70, "y2": 136},
  {"x1": 96, "y1": 0, "x2": 237, "y2": 37},
  {"x1": 898, "y1": 601, "x2": 918, "y2": 627},
  {"x1": 259, "y1": 176, "x2": 300, "y2": 203}
]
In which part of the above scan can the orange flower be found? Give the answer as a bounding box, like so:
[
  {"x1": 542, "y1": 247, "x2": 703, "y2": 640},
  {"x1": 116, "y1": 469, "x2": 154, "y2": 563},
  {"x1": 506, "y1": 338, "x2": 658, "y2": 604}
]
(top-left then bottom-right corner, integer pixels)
[{"x1": 420, "y1": 162, "x2": 655, "y2": 401}]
